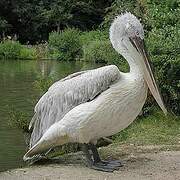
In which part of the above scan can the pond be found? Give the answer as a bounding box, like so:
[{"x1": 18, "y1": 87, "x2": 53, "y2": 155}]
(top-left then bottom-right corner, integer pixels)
[{"x1": 0, "y1": 59, "x2": 101, "y2": 172}]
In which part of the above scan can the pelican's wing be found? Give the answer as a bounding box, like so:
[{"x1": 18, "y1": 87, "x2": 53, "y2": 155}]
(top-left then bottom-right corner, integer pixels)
[{"x1": 29, "y1": 65, "x2": 120, "y2": 147}]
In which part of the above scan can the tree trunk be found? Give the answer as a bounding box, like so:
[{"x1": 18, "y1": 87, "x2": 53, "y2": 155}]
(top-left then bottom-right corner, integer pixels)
[{"x1": 57, "y1": 23, "x2": 61, "y2": 32}]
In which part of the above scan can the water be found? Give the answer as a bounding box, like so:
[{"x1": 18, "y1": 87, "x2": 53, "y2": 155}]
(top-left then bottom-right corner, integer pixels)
[{"x1": 0, "y1": 60, "x2": 101, "y2": 172}]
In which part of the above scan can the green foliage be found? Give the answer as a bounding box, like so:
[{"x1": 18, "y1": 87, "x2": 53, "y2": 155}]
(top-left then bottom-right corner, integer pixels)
[
  {"x1": 0, "y1": 40, "x2": 22, "y2": 59},
  {"x1": 19, "y1": 46, "x2": 36, "y2": 59},
  {"x1": 8, "y1": 106, "x2": 30, "y2": 132},
  {"x1": 0, "y1": 0, "x2": 111, "y2": 43},
  {"x1": 0, "y1": 17, "x2": 11, "y2": 35},
  {"x1": 145, "y1": 2, "x2": 180, "y2": 29},
  {"x1": 41, "y1": 0, "x2": 74, "y2": 32},
  {"x1": 0, "y1": 40, "x2": 49, "y2": 60},
  {"x1": 152, "y1": 55, "x2": 180, "y2": 115},
  {"x1": 80, "y1": 30, "x2": 108, "y2": 46},
  {"x1": 144, "y1": 1, "x2": 180, "y2": 115},
  {"x1": 102, "y1": 0, "x2": 147, "y2": 29},
  {"x1": 146, "y1": 26, "x2": 180, "y2": 55},
  {"x1": 48, "y1": 28, "x2": 82, "y2": 61},
  {"x1": 33, "y1": 43, "x2": 49, "y2": 59},
  {"x1": 113, "y1": 110, "x2": 180, "y2": 145},
  {"x1": 82, "y1": 40, "x2": 112, "y2": 63},
  {"x1": 82, "y1": 40, "x2": 128, "y2": 71},
  {"x1": 33, "y1": 75, "x2": 54, "y2": 95}
]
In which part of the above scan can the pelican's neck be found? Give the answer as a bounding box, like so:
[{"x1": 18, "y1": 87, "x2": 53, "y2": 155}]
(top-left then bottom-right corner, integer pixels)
[
  {"x1": 110, "y1": 27, "x2": 143, "y2": 76},
  {"x1": 121, "y1": 51, "x2": 143, "y2": 75}
]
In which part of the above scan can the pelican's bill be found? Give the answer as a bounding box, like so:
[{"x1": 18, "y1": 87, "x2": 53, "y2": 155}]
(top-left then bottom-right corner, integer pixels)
[{"x1": 129, "y1": 36, "x2": 167, "y2": 115}]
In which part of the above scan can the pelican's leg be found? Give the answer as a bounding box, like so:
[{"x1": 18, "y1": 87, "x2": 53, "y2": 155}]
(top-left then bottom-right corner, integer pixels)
[
  {"x1": 89, "y1": 143, "x2": 123, "y2": 169},
  {"x1": 81, "y1": 144, "x2": 116, "y2": 172},
  {"x1": 81, "y1": 143, "x2": 93, "y2": 166}
]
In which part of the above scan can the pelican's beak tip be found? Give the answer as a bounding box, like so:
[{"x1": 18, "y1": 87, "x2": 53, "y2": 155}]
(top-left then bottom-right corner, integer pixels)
[{"x1": 164, "y1": 109, "x2": 168, "y2": 116}]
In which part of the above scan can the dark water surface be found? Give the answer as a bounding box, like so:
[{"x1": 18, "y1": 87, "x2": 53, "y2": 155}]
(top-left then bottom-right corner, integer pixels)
[{"x1": 0, "y1": 60, "x2": 100, "y2": 172}]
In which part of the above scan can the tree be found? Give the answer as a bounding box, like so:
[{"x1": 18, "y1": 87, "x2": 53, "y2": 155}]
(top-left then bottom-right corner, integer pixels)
[
  {"x1": 0, "y1": 17, "x2": 11, "y2": 38},
  {"x1": 0, "y1": 0, "x2": 112, "y2": 43}
]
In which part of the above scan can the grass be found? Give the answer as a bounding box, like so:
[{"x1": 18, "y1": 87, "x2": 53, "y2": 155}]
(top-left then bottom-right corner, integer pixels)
[
  {"x1": 19, "y1": 46, "x2": 36, "y2": 59},
  {"x1": 33, "y1": 75, "x2": 54, "y2": 95},
  {"x1": 0, "y1": 40, "x2": 50, "y2": 60},
  {"x1": 112, "y1": 110, "x2": 180, "y2": 145},
  {"x1": 8, "y1": 106, "x2": 31, "y2": 132}
]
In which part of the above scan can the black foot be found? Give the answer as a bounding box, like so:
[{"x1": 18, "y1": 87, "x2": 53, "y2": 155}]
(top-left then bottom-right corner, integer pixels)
[
  {"x1": 101, "y1": 160, "x2": 123, "y2": 167},
  {"x1": 81, "y1": 143, "x2": 123, "y2": 172},
  {"x1": 90, "y1": 161, "x2": 119, "y2": 172}
]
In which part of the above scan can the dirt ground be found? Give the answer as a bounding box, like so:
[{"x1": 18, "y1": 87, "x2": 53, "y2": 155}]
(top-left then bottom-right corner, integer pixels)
[{"x1": 0, "y1": 145, "x2": 180, "y2": 180}]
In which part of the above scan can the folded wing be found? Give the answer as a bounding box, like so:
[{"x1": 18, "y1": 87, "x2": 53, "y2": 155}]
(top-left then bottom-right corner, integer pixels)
[{"x1": 29, "y1": 65, "x2": 121, "y2": 147}]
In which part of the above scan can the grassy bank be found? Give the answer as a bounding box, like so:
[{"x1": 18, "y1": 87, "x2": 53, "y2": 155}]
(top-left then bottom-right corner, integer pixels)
[
  {"x1": 113, "y1": 110, "x2": 180, "y2": 146},
  {"x1": 0, "y1": 40, "x2": 50, "y2": 60}
]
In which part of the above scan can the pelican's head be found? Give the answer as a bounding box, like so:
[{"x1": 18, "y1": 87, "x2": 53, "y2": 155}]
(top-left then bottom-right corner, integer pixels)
[
  {"x1": 110, "y1": 12, "x2": 144, "y2": 43},
  {"x1": 110, "y1": 12, "x2": 167, "y2": 115}
]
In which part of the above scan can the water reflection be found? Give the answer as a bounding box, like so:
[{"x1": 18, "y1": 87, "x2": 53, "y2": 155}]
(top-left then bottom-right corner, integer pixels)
[{"x1": 0, "y1": 59, "x2": 101, "y2": 172}]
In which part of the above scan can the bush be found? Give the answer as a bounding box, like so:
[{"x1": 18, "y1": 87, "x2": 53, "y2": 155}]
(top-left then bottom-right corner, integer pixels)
[
  {"x1": 145, "y1": 10, "x2": 180, "y2": 115},
  {"x1": 33, "y1": 75, "x2": 54, "y2": 95},
  {"x1": 80, "y1": 30, "x2": 108, "y2": 46},
  {"x1": 101, "y1": 0, "x2": 147, "y2": 29},
  {"x1": 145, "y1": 2, "x2": 180, "y2": 29},
  {"x1": 33, "y1": 43, "x2": 49, "y2": 59},
  {"x1": 0, "y1": 40, "x2": 22, "y2": 59},
  {"x1": 82, "y1": 40, "x2": 128, "y2": 71},
  {"x1": 8, "y1": 106, "x2": 30, "y2": 132},
  {"x1": 48, "y1": 28, "x2": 82, "y2": 61},
  {"x1": 152, "y1": 55, "x2": 180, "y2": 115},
  {"x1": 0, "y1": 40, "x2": 48, "y2": 60},
  {"x1": 19, "y1": 46, "x2": 36, "y2": 59}
]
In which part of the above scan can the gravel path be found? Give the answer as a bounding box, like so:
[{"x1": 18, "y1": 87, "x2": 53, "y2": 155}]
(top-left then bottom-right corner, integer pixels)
[{"x1": 1, "y1": 146, "x2": 180, "y2": 180}]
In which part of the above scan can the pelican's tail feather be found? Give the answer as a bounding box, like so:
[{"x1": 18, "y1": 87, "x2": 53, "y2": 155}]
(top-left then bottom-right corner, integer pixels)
[
  {"x1": 23, "y1": 133, "x2": 69, "y2": 161},
  {"x1": 23, "y1": 140, "x2": 48, "y2": 161}
]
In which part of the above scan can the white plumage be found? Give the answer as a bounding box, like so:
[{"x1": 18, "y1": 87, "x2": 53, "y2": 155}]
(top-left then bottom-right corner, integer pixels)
[
  {"x1": 24, "y1": 12, "x2": 166, "y2": 164},
  {"x1": 29, "y1": 65, "x2": 120, "y2": 147}
]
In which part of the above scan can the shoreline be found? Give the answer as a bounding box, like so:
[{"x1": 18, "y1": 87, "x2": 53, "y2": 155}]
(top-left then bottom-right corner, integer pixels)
[{"x1": 1, "y1": 144, "x2": 180, "y2": 180}]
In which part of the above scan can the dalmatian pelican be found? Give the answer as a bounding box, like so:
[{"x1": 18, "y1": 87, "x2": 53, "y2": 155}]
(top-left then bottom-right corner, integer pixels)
[{"x1": 23, "y1": 12, "x2": 167, "y2": 172}]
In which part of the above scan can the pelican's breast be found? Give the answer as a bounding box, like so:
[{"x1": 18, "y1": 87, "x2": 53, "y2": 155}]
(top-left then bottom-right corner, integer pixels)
[
  {"x1": 99, "y1": 73, "x2": 148, "y2": 137},
  {"x1": 78, "y1": 73, "x2": 147, "y2": 142},
  {"x1": 60, "y1": 73, "x2": 147, "y2": 144}
]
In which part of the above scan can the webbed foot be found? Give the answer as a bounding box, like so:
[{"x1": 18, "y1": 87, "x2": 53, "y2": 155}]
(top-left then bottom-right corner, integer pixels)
[{"x1": 81, "y1": 143, "x2": 123, "y2": 172}]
